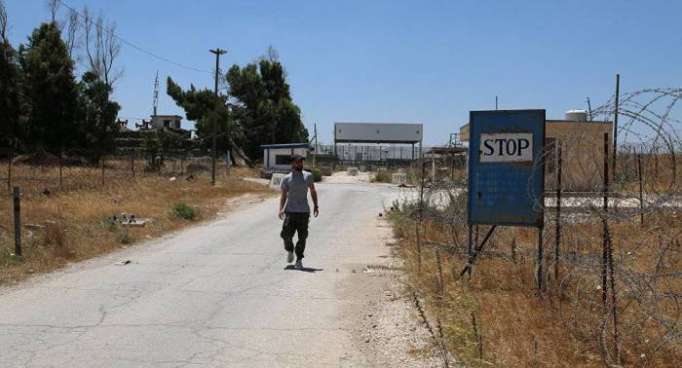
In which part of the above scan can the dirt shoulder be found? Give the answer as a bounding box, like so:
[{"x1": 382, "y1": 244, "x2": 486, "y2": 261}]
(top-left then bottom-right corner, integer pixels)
[
  {"x1": 0, "y1": 175, "x2": 272, "y2": 286},
  {"x1": 338, "y1": 216, "x2": 451, "y2": 367}
]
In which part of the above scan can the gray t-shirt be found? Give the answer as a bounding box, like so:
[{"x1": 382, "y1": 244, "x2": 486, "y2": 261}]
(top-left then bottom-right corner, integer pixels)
[{"x1": 280, "y1": 170, "x2": 314, "y2": 213}]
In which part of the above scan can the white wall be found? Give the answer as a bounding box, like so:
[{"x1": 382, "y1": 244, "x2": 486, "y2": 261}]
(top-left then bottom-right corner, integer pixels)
[{"x1": 264, "y1": 147, "x2": 309, "y2": 172}]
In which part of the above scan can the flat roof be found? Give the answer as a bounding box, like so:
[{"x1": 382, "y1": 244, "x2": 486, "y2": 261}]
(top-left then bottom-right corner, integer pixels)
[
  {"x1": 260, "y1": 143, "x2": 311, "y2": 149},
  {"x1": 151, "y1": 115, "x2": 183, "y2": 119}
]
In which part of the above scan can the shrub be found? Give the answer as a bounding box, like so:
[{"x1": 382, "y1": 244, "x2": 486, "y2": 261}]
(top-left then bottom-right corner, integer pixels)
[
  {"x1": 172, "y1": 202, "x2": 197, "y2": 220},
  {"x1": 310, "y1": 168, "x2": 323, "y2": 182},
  {"x1": 372, "y1": 169, "x2": 392, "y2": 183}
]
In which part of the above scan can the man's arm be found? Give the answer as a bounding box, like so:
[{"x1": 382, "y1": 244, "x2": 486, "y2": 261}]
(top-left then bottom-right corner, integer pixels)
[
  {"x1": 309, "y1": 182, "x2": 319, "y2": 217},
  {"x1": 278, "y1": 188, "x2": 287, "y2": 219}
]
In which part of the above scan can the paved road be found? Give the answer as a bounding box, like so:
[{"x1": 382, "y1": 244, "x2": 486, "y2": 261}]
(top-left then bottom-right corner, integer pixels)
[{"x1": 0, "y1": 182, "x2": 401, "y2": 367}]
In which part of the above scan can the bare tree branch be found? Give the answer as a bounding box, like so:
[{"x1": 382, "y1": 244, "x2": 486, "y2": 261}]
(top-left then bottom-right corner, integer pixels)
[
  {"x1": 46, "y1": 0, "x2": 59, "y2": 23},
  {"x1": 65, "y1": 9, "x2": 79, "y2": 59},
  {"x1": 82, "y1": 6, "x2": 122, "y2": 88},
  {"x1": 0, "y1": 0, "x2": 8, "y2": 43}
]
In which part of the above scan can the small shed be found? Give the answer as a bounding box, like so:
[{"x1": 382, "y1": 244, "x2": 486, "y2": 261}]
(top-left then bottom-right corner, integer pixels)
[
  {"x1": 151, "y1": 115, "x2": 183, "y2": 130},
  {"x1": 261, "y1": 143, "x2": 312, "y2": 175}
]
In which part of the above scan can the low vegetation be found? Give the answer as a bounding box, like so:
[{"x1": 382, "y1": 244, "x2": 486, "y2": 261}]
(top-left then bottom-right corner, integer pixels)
[
  {"x1": 0, "y1": 163, "x2": 270, "y2": 285},
  {"x1": 172, "y1": 202, "x2": 197, "y2": 220},
  {"x1": 387, "y1": 192, "x2": 681, "y2": 367}
]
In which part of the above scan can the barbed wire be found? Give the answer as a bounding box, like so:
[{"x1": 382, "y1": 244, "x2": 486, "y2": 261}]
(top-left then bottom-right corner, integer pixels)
[{"x1": 391, "y1": 88, "x2": 682, "y2": 365}]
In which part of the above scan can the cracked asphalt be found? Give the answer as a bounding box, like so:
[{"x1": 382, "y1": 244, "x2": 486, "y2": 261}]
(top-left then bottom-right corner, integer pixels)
[{"x1": 0, "y1": 182, "x2": 404, "y2": 367}]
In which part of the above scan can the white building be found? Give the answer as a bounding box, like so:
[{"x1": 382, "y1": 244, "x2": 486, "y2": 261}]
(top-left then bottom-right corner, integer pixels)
[
  {"x1": 150, "y1": 115, "x2": 182, "y2": 130},
  {"x1": 260, "y1": 143, "x2": 312, "y2": 175}
]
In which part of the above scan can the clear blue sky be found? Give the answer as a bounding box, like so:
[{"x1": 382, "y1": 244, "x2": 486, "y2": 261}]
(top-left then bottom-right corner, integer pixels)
[{"x1": 5, "y1": 0, "x2": 682, "y2": 144}]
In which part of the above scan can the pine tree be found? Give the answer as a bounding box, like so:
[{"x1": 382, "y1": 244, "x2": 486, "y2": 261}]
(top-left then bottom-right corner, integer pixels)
[
  {"x1": 77, "y1": 71, "x2": 121, "y2": 156},
  {"x1": 0, "y1": 1, "x2": 23, "y2": 151},
  {"x1": 0, "y1": 39, "x2": 22, "y2": 151},
  {"x1": 19, "y1": 22, "x2": 79, "y2": 153},
  {"x1": 226, "y1": 54, "x2": 308, "y2": 158}
]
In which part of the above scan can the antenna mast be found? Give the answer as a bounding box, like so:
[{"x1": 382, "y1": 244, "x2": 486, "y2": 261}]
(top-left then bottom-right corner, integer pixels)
[{"x1": 152, "y1": 71, "x2": 159, "y2": 116}]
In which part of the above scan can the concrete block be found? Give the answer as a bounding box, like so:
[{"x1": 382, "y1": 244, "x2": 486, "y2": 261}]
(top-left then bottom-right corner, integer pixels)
[
  {"x1": 392, "y1": 172, "x2": 408, "y2": 185},
  {"x1": 270, "y1": 173, "x2": 286, "y2": 190}
]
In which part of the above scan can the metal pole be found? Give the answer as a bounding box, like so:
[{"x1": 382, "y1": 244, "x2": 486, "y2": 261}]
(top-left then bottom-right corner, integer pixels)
[
  {"x1": 537, "y1": 226, "x2": 544, "y2": 291},
  {"x1": 210, "y1": 48, "x2": 227, "y2": 186},
  {"x1": 602, "y1": 133, "x2": 609, "y2": 307},
  {"x1": 7, "y1": 149, "x2": 12, "y2": 193},
  {"x1": 130, "y1": 152, "x2": 135, "y2": 177},
  {"x1": 416, "y1": 161, "x2": 426, "y2": 273},
  {"x1": 59, "y1": 149, "x2": 63, "y2": 188},
  {"x1": 100, "y1": 157, "x2": 105, "y2": 186},
  {"x1": 612, "y1": 74, "x2": 620, "y2": 180},
  {"x1": 467, "y1": 224, "x2": 473, "y2": 276},
  {"x1": 313, "y1": 123, "x2": 318, "y2": 168},
  {"x1": 637, "y1": 151, "x2": 644, "y2": 225},
  {"x1": 13, "y1": 186, "x2": 21, "y2": 257},
  {"x1": 555, "y1": 143, "x2": 562, "y2": 281}
]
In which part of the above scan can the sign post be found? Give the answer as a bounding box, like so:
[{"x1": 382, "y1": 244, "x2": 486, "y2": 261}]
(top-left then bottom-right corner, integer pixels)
[{"x1": 464, "y1": 110, "x2": 546, "y2": 286}]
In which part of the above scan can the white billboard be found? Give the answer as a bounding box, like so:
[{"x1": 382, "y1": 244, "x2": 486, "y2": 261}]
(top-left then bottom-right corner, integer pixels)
[{"x1": 334, "y1": 122, "x2": 423, "y2": 143}]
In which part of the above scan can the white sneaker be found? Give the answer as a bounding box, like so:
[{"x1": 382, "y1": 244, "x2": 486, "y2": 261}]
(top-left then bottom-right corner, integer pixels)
[{"x1": 287, "y1": 251, "x2": 294, "y2": 263}]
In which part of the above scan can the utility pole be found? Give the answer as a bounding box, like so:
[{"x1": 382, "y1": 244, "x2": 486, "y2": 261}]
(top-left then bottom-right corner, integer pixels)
[
  {"x1": 210, "y1": 48, "x2": 227, "y2": 186},
  {"x1": 152, "y1": 71, "x2": 159, "y2": 116},
  {"x1": 313, "y1": 123, "x2": 318, "y2": 168},
  {"x1": 586, "y1": 97, "x2": 593, "y2": 122},
  {"x1": 612, "y1": 74, "x2": 620, "y2": 181},
  {"x1": 495, "y1": 96, "x2": 498, "y2": 110}
]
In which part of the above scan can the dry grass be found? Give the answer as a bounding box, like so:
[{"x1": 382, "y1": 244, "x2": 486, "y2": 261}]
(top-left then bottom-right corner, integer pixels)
[
  {"x1": 388, "y1": 203, "x2": 682, "y2": 367},
  {"x1": 0, "y1": 162, "x2": 270, "y2": 285}
]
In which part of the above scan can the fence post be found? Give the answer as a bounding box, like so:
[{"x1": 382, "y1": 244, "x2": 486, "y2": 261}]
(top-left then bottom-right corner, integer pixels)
[
  {"x1": 602, "y1": 133, "x2": 609, "y2": 307},
  {"x1": 537, "y1": 226, "x2": 544, "y2": 291},
  {"x1": 637, "y1": 151, "x2": 644, "y2": 225},
  {"x1": 58, "y1": 150, "x2": 63, "y2": 188},
  {"x1": 416, "y1": 161, "x2": 426, "y2": 273},
  {"x1": 130, "y1": 152, "x2": 135, "y2": 177},
  {"x1": 467, "y1": 224, "x2": 473, "y2": 276},
  {"x1": 13, "y1": 186, "x2": 21, "y2": 257},
  {"x1": 100, "y1": 156, "x2": 105, "y2": 186},
  {"x1": 671, "y1": 148, "x2": 677, "y2": 186},
  {"x1": 603, "y1": 134, "x2": 620, "y2": 364},
  {"x1": 7, "y1": 149, "x2": 12, "y2": 193},
  {"x1": 555, "y1": 143, "x2": 562, "y2": 282}
]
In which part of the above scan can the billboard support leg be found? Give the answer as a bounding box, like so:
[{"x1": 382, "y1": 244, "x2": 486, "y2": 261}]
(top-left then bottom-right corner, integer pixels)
[{"x1": 460, "y1": 225, "x2": 497, "y2": 277}]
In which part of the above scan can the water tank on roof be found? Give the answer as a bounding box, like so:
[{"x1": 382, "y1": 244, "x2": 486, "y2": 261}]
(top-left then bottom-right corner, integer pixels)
[{"x1": 565, "y1": 110, "x2": 588, "y2": 122}]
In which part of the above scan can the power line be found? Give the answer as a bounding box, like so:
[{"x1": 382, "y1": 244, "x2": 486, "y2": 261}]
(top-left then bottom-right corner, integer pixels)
[{"x1": 56, "y1": 0, "x2": 211, "y2": 74}]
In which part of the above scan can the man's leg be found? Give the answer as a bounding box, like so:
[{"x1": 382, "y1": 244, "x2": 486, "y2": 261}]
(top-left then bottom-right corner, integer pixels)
[
  {"x1": 280, "y1": 214, "x2": 295, "y2": 253},
  {"x1": 293, "y1": 213, "x2": 310, "y2": 260}
]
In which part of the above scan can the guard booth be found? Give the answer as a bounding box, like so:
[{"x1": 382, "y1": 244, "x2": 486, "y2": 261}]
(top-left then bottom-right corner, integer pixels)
[
  {"x1": 260, "y1": 143, "x2": 312, "y2": 178},
  {"x1": 464, "y1": 109, "x2": 547, "y2": 288}
]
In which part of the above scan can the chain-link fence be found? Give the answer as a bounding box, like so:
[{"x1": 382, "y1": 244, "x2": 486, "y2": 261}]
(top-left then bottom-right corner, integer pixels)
[{"x1": 0, "y1": 148, "x2": 234, "y2": 198}]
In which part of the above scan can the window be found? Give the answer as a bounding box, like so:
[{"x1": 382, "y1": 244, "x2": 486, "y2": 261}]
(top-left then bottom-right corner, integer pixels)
[
  {"x1": 275, "y1": 155, "x2": 291, "y2": 165},
  {"x1": 163, "y1": 120, "x2": 171, "y2": 127}
]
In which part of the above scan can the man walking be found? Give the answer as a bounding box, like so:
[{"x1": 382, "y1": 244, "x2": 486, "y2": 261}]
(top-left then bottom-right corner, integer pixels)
[{"x1": 278, "y1": 154, "x2": 319, "y2": 269}]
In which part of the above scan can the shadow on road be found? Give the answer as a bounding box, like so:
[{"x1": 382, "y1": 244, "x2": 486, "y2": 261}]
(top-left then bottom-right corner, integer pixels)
[{"x1": 283, "y1": 265, "x2": 324, "y2": 273}]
